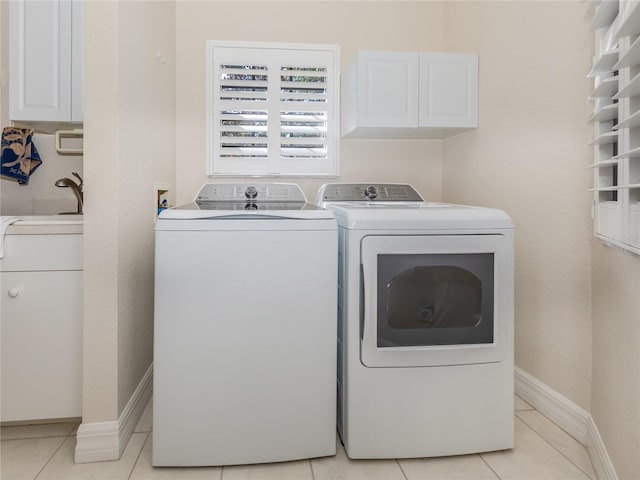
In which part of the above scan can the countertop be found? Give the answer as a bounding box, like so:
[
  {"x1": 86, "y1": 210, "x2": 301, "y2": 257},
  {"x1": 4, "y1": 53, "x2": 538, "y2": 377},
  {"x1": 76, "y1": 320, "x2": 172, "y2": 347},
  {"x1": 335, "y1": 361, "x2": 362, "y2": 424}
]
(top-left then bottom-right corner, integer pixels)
[{"x1": 6, "y1": 215, "x2": 83, "y2": 235}]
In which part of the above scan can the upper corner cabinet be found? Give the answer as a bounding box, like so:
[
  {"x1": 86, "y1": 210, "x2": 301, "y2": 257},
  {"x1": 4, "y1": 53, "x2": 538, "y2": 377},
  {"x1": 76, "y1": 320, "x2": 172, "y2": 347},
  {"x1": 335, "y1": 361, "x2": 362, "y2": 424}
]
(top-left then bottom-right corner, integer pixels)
[
  {"x1": 9, "y1": 0, "x2": 83, "y2": 123},
  {"x1": 341, "y1": 51, "x2": 478, "y2": 139}
]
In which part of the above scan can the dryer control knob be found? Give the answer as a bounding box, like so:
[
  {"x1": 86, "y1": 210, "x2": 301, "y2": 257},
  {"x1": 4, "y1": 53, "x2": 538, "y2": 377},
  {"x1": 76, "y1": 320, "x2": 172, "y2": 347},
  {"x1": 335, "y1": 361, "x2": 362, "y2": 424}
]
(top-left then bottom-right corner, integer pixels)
[
  {"x1": 365, "y1": 185, "x2": 378, "y2": 199},
  {"x1": 245, "y1": 186, "x2": 258, "y2": 199}
]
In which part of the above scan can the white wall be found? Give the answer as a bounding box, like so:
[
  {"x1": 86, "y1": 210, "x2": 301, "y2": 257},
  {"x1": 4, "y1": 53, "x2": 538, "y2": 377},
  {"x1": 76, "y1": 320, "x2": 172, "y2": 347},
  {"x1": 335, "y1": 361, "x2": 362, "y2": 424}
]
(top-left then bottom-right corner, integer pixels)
[
  {"x1": 175, "y1": 1, "x2": 446, "y2": 204},
  {"x1": 441, "y1": 1, "x2": 594, "y2": 410}
]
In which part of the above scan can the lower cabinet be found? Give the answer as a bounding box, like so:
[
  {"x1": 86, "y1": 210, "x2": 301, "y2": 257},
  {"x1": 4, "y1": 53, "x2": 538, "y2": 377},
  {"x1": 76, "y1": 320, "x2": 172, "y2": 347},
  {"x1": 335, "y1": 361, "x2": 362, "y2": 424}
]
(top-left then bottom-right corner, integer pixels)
[{"x1": 1, "y1": 232, "x2": 83, "y2": 422}]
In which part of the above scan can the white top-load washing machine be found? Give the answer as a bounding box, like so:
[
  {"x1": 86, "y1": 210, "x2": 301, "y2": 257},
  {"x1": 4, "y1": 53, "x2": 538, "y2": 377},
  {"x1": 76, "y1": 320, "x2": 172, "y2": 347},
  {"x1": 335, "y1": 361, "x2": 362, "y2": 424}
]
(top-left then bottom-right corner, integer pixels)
[
  {"x1": 315, "y1": 183, "x2": 514, "y2": 459},
  {"x1": 153, "y1": 183, "x2": 337, "y2": 467}
]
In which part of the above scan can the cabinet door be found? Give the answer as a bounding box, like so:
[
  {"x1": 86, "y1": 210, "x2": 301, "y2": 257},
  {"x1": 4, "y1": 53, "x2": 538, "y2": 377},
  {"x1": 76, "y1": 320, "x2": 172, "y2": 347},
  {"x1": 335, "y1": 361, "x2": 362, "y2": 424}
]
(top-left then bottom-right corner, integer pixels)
[
  {"x1": 70, "y1": 0, "x2": 83, "y2": 122},
  {"x1": 1, "y1": 271, "x2": 83, "y2": 421},
  {"x1": 9, "y1": 0, "x2": 72, "y2": 122},
  {"x1": 419, "y1": 53, "x2": 478, "y2": 128},
  {"x1": 356, "y1": 52, "x2": 419, "y2": 128}
]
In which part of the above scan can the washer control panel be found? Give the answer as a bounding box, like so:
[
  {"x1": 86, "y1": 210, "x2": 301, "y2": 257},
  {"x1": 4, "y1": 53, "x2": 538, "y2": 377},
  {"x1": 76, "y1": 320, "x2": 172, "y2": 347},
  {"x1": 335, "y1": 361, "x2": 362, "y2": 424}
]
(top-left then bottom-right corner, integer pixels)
[
  {"x1": 244, "y1": 186, "x2": 258, "y2": 199},
  {"x1": 317, "y1": 183, "x2": 424, "y2": 203},
  {"x1": 196, "y1": 183, "x2": 307, "y2": 203},
  {"x1": 364, "y1": 185, "x2": 379, "y2": 199}
]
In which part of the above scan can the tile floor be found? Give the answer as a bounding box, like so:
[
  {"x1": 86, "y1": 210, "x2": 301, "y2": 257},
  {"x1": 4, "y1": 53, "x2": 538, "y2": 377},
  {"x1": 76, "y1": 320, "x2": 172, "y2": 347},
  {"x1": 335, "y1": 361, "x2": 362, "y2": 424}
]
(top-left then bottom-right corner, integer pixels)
[{"x1": 1, "y1": 396, "x2": 596, "y2": 480}]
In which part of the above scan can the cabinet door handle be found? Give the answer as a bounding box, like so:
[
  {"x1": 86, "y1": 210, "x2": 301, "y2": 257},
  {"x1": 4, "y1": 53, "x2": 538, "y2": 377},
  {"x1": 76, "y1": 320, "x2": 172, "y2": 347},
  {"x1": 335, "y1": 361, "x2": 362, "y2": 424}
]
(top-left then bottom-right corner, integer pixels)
[{"x1": 8, "y1": 288, "x2": 19, "y2": 298}]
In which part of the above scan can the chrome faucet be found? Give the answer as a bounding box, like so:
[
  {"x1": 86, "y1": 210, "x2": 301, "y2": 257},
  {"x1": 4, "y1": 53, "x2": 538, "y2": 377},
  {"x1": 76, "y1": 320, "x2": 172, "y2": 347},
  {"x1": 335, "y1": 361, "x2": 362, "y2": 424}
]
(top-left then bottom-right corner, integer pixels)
[{"x1": 55, "y1": 172, "x2": 83, "y2": 214}]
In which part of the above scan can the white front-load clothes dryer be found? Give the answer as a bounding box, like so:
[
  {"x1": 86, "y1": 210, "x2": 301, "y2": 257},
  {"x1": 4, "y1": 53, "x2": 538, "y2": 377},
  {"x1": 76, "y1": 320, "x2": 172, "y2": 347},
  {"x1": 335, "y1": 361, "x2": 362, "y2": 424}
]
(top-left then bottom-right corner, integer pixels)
[
  {"x1": 153, "y1": 183, "x2": 337, "y2": 467},
  {"x1": 315, "y1": 183, "x2": 515, "y2": 459}
]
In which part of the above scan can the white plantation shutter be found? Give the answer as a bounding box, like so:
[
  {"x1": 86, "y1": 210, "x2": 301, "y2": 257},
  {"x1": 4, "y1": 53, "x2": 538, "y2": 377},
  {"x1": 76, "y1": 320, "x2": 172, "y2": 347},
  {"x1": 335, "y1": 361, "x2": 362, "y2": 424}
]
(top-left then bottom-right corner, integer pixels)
[{"x1": 207, "y1": 42, "x2": 339, "y2": 176}]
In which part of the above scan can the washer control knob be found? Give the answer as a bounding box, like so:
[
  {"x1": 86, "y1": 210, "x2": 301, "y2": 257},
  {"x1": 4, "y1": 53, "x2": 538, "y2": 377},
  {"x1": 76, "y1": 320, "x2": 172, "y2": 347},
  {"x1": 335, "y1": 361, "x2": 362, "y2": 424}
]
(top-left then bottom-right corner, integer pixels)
[
  {"x1": 245, "y1": 186, "x2": 258, "y2": 199},
  {"x1": 365, "y1": 185, "x2": 378, "y2": 199}
]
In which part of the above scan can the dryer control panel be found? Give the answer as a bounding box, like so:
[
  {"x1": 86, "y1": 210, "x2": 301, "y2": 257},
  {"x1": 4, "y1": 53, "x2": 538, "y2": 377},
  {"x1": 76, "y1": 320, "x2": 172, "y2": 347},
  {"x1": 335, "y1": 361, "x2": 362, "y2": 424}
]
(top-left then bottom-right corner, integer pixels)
[{"x1": 316, "y1": 183, "x2": 424, "y2": 203}]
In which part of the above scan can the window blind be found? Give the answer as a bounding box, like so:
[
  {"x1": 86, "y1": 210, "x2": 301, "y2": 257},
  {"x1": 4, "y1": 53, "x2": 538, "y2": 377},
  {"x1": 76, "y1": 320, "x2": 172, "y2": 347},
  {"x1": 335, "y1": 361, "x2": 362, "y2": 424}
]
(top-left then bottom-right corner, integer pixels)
[
  {"x1": 208, "y1": 42, "x2": 339, "y2": 177},
  {"x1": 588, "y1": 0, "x2": 640, "y2": 254}
]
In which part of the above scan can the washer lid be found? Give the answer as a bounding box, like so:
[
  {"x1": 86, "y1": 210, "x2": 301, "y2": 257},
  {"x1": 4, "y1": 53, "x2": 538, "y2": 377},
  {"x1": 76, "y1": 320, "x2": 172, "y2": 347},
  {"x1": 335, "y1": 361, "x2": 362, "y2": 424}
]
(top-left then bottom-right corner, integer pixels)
[
  {"x1": 159, "y1": 202, "x2": 334, "y2": 220},
  {"x1": 159, "y1": 183, "x2": 335, "y2": 220}
]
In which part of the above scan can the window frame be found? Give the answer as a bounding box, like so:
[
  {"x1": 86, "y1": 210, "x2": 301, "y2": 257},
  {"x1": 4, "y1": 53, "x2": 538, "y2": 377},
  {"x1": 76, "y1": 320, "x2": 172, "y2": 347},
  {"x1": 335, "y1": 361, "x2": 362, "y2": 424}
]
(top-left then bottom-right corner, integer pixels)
[
  {"x1": 206, "y1": 40, "x2": 340, "y2": 178},
  {"x1": 588, "y1": 1, "x2": 640, "y2": 255}
]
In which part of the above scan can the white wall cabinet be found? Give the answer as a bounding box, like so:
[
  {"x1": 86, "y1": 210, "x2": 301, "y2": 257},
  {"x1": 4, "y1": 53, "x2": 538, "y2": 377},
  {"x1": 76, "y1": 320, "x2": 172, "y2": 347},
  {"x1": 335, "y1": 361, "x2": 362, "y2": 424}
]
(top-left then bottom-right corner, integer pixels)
[
  {"x1": 9, "y1": 0, "x2": 83, "y2": 123},
  {"x1": 341, "y1": 51, "x2": 478, "y2": 139},
  {"x1": 1, "y1": 231, "x2": 83, "y2": 422}
]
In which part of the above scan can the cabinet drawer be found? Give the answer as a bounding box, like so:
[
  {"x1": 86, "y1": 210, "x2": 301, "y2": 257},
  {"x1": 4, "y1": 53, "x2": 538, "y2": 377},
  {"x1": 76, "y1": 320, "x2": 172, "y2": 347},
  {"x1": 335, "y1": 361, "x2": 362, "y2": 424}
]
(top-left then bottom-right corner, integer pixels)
[{"x1": 0, "y1": 234, "x2": 82, "y2": 272}]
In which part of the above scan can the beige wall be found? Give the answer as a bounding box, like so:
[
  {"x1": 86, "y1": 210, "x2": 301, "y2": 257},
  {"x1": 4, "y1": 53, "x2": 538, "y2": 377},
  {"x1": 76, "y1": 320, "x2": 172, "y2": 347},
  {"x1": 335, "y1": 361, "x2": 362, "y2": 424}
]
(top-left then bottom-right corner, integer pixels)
[
  {"x1": 0, "y1": 2, "x2": 84, "y2": 217},
  {"x1": 443, "y1": 2, "x2": 640, "y2": 477},
  {"x1": 83, "y1": 0, "x2": 176, "y2": 422},
  {"x1": 591, "y1": 243, "x2": 640, "y2": 480},
  {"x1": 115, "y1": 0, "x2": 176, "y2": 413},
  {"x1": 9, "y1": 1, "x2": 639, "y2": 475},
  {"x1": 442, "y1": 1, "x2": 594, "y2": 409},
  {"x1": 83, "y1": 0, "x2": 120, "y2": 423},
  {"x1": 175, "y1": 1, "x2": 446, "y2": 204},
  {"x1": 0, "y1": 133, "x2": 84, "y2": 216}
]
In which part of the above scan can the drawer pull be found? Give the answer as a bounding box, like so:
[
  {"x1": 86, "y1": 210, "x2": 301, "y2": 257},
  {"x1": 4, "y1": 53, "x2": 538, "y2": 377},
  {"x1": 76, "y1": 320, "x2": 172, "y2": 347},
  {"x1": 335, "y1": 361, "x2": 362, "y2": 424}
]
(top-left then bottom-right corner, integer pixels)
[{"x1": 8, "y1": 288, "x2": 19, "y2": 298}]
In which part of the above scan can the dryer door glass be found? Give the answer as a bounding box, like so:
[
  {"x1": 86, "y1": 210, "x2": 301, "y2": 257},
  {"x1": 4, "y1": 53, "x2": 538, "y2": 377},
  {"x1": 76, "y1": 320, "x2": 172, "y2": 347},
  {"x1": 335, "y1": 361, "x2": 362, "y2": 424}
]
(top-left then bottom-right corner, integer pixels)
[
  {"x1": 360, "y1": 234, "x2": 511, "y2": 368},
  {"x1": 377, "y1": 253, "x2": 494, "y2": 347}
]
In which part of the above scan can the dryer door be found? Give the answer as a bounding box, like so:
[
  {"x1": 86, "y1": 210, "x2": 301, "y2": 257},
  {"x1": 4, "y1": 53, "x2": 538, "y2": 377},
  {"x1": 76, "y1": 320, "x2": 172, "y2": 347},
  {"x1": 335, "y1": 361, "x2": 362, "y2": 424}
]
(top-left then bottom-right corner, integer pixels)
[{"x1": 360, "y1": 234, "x2": 512, "y2": 367}]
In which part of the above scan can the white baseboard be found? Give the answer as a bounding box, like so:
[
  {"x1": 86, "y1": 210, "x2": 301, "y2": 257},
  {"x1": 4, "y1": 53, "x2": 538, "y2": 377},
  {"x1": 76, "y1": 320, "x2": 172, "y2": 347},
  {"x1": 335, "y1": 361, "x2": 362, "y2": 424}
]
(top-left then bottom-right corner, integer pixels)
[
  {"x1": 75, "y1": 364, "x2": 153, "y2": 463},
  {"x1": 74, "y1": 420, "x2": 120, "y2": 463},
  {"x1": 74, "y1": 362, "x2": 618, "y2": 476},
  {"x1": 586, "y1": 415, "x2": 619, "y2": 480},
  {"x1": 514, "y1": 366, "x2": 618, "y2": 480},
  {"x1": 514, "y1": 366, "x2": 589, "y2": 443}
]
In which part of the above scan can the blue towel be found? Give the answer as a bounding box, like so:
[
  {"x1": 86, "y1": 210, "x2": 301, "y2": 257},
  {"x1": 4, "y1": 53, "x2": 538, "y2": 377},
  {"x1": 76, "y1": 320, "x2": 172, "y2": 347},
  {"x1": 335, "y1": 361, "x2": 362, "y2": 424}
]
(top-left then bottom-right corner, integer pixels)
[{"x1": 1, "y1": 127, "x2": 42, "y2": 185}]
